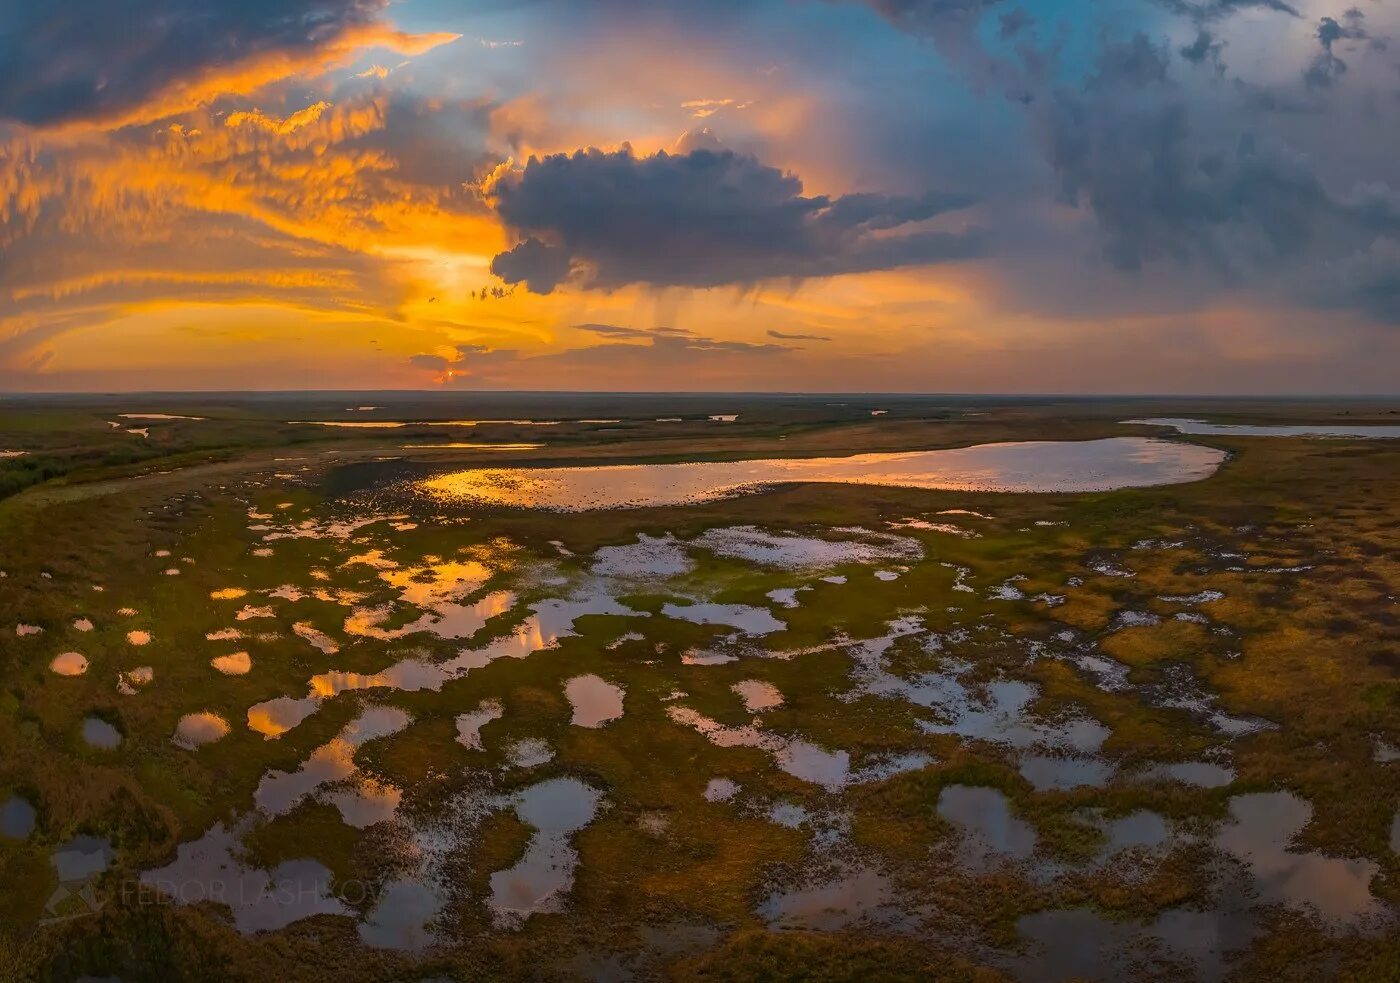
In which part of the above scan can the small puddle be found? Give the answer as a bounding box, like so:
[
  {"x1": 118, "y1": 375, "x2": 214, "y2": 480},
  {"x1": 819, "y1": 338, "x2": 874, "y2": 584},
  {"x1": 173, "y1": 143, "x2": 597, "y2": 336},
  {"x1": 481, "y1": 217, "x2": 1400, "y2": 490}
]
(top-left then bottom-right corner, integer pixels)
[
  {"x1": 590, "y1": 534, "x2": 693, "y2": 578},
  {"x1": 1018, "y1": 753, "x2": 1114, "y2": 791},
  {"x1": 255, "y1": 706, "x2": 410, "y2": 816},
  {"x1": 703, "y1": 778, "x2": 739, "y2": 802},
  {"x1": 733, "y1": 680, "x2": 784, "y2": 712},
  {"x1": 565, "y1": 675, "x2": 625, "y2": 728},
  {"x1": 82, "y1": 716, "x2": 122, "y2": 749},
  {"x1": 456, "y1": 700, "x2": 504, "y2": 749},
  {"x1": 1139, "y1": 760, "x2": 1235, "y2": 788},
  {"x1": 53, "y1": 835, "x2": 112, "y2": 884},
  {"x1": 664, "y1": 706, "x2": 913, "y2": 792},
  {"x1": 937, "y1": 785, "x2": 1037, "y2": 871},
  {"x1": 489, "y1": 778, "x2": 603, "y2": 927},
  {"x1": 1215, "y1": 791, "x2": 1384, "y2": 926},
  {"x1": 140, "y1": 820, "x2": 349, "y2": 933},
  {"x1": 661, "y1": 602, "x2": 785, "y2": 636},
  {"x1": 117, "y1": 666, "x2": 153, "y2": 695},
  {"x1": 1, "y1": 795, "x2": 36, "y2": 839},
  {"x1": 508, "y1": 738, "x2": 555, "y2": 768},
  {"x1": 758, "y1": 864, "x2": 898, "y2": 930},
  {"x1": 50, "y1": 652, "x2": 89, "y2": 676},
  {"x1": 173, "y1": 712, "x2": 231, "y2": 749},
  {"x1": 692, "y1": 525, "x2": 921, "y2": 570},
  {"x1": 1100, "y1": 810, "x2": 1171, "y2": 855},
  {"x1": 359, "y1": 879, "x2": 441, "y2": 950},
  {"x1": 211, "y1": 651, "x2": 252, "y2": 675}
]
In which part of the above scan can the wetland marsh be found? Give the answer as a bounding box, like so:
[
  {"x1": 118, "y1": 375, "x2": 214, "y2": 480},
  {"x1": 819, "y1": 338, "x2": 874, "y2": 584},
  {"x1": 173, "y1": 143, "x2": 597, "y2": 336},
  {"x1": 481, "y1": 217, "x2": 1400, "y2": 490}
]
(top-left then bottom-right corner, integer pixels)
[{"x1": 1, "y1": 394, "x2": 1397, "y2": 982}]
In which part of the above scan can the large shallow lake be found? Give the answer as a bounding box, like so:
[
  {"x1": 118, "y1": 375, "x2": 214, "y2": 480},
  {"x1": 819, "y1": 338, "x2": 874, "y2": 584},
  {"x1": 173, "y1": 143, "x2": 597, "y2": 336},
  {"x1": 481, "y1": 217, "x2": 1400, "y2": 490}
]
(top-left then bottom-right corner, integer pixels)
[
  {"x1": 1125, "y1": 417, "x2": 1400, "y2": 439},
  {"x1": 416, "y1": 437, "x2": 1225, "y2": 510}
]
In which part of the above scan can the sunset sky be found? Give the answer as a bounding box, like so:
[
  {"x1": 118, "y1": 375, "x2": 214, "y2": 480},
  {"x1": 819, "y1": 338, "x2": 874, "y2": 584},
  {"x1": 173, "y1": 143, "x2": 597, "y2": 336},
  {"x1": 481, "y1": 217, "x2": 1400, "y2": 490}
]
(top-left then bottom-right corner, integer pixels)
[{"x1": 2, "y1": 0, "x2": 1399, "y2": 393}]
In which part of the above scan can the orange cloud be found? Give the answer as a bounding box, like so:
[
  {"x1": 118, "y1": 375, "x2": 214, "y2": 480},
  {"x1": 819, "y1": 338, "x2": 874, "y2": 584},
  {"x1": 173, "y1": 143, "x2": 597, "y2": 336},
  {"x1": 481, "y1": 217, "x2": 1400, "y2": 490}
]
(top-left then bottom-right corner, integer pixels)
[{"x1": 45, "y1": 25, "x2": 459, "y2": 135}]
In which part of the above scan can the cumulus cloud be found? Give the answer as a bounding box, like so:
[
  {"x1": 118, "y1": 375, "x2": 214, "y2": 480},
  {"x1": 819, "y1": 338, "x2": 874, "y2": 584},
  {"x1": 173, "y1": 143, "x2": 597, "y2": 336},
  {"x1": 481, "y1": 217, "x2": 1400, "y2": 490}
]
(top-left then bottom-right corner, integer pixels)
[
  {"x1": 1031, "y1": 31, "x2": 1400, "y2": 279},
  {"x1": 1302, "y1": 11, "x2": 1373, "y2": 89},
  {"x1": 408, "y1": 353, "x2": 452, "y2": 370},
  {"x1": 484, "y1": 145, "x2": 981, "y2": 293},
  {"x1": 0, "y1": 0, "x2": 457, "y2": 128}
]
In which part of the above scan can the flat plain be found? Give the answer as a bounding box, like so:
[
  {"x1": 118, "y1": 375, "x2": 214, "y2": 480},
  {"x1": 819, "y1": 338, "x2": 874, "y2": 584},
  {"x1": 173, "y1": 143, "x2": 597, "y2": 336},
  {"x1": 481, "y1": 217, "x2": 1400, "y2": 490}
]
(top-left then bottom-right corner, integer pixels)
[{"x1": 1, "y1": 394, "x2": 1397, "y2": 982}]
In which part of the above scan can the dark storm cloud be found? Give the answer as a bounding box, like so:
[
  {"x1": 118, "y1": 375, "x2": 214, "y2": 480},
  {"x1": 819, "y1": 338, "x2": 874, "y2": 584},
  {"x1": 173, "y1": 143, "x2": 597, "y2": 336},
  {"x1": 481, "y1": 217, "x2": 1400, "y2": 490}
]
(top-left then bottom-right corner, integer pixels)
[
  {"x1": 1303, "y1": 11, "x2": 1373, "y2": 89},
  {"x1": 490, "y1": 235, "x2": 574, "y2": 294},
  {"x1": 487, "y1": 146, "x2": 981, "y2": 293},
  {"x1": 1179, "y1": 30, "x2": 1223, "y2": 66},
  {"x1": 0, "y1": 0, "x2": 386, "y2": 126},
  {"x1": 1031, "y1": 26, "x2": 1400, "y2": 323}
]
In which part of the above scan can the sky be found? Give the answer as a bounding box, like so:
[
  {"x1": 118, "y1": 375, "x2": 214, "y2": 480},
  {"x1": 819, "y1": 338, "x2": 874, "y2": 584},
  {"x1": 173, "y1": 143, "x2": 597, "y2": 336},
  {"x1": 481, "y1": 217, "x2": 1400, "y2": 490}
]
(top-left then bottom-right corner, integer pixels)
[{"x1": 2, "y1": 0, "x2": 1399, "y2": 393}]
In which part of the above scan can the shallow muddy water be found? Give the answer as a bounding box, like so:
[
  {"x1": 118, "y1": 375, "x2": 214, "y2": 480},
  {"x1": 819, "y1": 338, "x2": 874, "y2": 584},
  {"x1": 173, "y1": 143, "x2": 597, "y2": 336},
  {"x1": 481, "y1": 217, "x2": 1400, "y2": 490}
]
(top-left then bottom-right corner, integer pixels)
[
  {"x1": 565, "y1": 674, "x2": 625, "y2": 728},
  {"x1": 140, "y1": 821, "x2": 349, "y2": 933},
  {"x1": 173, "y1": 712, "x2": 231, "y2": 749},
  {"x1": 81, "y1": 716, "x2": 122, "y2": 749},
  {"x1": 1125, "y1": 417, "x2": 1400, "y2": 438},
  {"x1": 1, "y1": 795, "x2": 36, "y2": 839},
  {"x1": 937, "y1": 785, "x2": 1037, "y2": 870},
  {"x1": 1215, "y1": 791, "x2": 1384, "y2": 925},
  {"x1": 416, "y1": 437, "x2": 1226, "y2": 510},
  {"x1": 489, "y1": 778, "x2": 603, "y2": 926}
]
